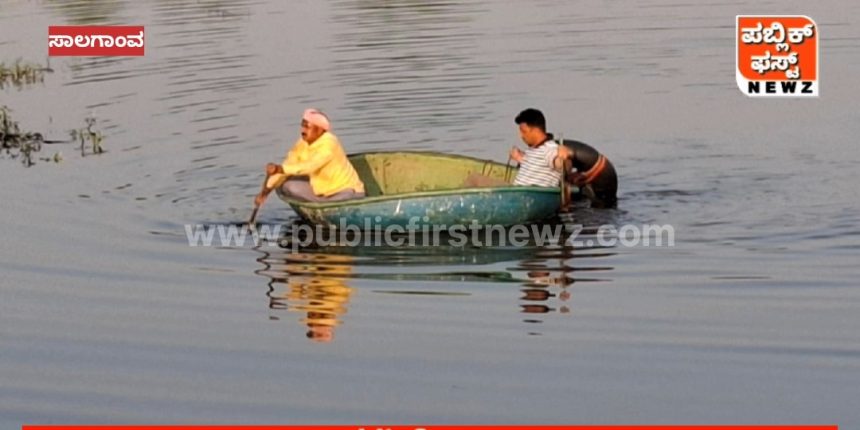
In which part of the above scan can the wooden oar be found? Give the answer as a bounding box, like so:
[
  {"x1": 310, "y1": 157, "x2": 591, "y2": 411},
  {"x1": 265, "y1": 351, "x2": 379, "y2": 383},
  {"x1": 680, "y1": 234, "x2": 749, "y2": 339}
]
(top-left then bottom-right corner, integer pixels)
[
  {"x1": 247, "y1": 173, "x2": 273, "y2": 228},
  {"x1": 560, "y1": 158, "x2": 573, "y2": 211},
  {"x1": 247, "y1": 205, "x2": 261, "y2": 229}
]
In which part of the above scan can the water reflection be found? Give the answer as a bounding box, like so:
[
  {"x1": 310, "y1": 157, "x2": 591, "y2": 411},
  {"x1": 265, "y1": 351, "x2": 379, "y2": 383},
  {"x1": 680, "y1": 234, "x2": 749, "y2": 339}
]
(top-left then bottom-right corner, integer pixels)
[
  {"x1": 511, "y1": 241, "x2": 614, "y2": 326},
  {"x1": 262, "y1": 253, "x2": 354, "y2": 343},
  {"x1": 254, "y1": 223, "x2": 614, "y2": 342},
  {"x1": 518, "y1": 260, "x2": 575, "y2": 325}
]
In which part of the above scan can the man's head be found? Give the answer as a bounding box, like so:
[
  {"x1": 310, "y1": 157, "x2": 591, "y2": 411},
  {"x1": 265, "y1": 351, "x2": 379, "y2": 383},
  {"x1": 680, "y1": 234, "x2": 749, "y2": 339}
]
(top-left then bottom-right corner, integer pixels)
[
  {"x1": 515, "y1": 108, "x2": 548, "y2": 147},
  {"x1": 301, "y1": 108, "x2": 331, "y2": 143}
]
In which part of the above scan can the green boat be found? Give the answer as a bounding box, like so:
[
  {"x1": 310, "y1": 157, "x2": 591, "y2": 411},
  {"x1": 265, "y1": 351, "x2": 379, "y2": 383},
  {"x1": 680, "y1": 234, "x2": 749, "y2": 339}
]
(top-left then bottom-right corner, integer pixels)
[{"x1": 276, "y1": 151, "x2": 564, "y2": 229}]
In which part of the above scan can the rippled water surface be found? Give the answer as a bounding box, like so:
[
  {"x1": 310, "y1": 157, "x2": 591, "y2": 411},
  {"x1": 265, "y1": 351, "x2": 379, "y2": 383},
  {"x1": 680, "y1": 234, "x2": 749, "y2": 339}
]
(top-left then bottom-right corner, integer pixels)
[{"x1": 2, "y1": 0, "x2": 860, "y2": 425}]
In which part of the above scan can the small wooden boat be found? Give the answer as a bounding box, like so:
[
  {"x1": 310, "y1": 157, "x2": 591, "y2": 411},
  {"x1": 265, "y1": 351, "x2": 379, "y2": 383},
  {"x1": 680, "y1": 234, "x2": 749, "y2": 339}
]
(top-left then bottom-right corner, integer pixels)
[{"x1": 277, "y1": 151, "x2": 562, "y2": 228}]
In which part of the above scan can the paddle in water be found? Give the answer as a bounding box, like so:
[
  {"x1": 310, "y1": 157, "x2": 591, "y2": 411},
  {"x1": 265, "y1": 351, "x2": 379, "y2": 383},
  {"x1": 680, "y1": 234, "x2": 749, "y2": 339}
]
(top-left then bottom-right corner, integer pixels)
[
  {"x1": 247, "y1": 181, "x2": 267, "y2": 228},
  {"x1": 248, "y1": 164, "x2": 279, "y2": 228}
]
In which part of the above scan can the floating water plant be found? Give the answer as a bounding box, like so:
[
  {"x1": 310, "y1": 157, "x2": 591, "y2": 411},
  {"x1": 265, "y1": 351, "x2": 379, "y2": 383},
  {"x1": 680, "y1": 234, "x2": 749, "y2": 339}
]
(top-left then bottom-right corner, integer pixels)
[
  {"x1": 0, "y1": 59, "x2": 52, "y2": 90},
  {"x1": 1, "y1": 105, "x2": 47, "y2": 166},
  {"x1": 70, "y1": 114, "x2": 105, "y2": 156},
  {"x1": 2, "y1": 104, "x2": 105, "y2": 166},
  {"x1": 0, "y1": 106, "x2": 67, "y2": 166}
]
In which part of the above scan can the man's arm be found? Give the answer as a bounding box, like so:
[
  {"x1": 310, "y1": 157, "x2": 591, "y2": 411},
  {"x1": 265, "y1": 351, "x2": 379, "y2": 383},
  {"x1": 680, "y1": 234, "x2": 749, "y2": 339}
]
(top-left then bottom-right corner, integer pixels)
[
  {"x1": 552, "y1": 145, "x2": 573, "y2": 171},
  {"x1": 281, "y1": 143, "x2": 333, "y2": 176},
  {"x1": 509, "y1": 147, "x2": 524, "y2": 163},
  {"x1": 264, "y1": 163, "x2": 287, "y2": 190},
  {"x1": 266, "y1": 163, "x2": 283, "y2": 176},
  {"x1": 283, "y1": 142, "x2": 302, "y2": 167},
  {"x1": 264, "y1": 147, "x2": 334, "y2": 190}
]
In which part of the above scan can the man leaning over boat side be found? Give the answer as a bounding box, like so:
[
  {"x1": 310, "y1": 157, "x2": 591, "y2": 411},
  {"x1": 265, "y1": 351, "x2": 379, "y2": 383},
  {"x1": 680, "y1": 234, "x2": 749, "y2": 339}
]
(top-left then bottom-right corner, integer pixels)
[
  {"x1": 511, "y1": 108, "x2": 618, "y2": 208},
  {"x1": 256, "y1": 109, "x2": 365, "y2": 205},
  {"x1": 510, "y1": 108, "x2": 571, "y2": 187}
]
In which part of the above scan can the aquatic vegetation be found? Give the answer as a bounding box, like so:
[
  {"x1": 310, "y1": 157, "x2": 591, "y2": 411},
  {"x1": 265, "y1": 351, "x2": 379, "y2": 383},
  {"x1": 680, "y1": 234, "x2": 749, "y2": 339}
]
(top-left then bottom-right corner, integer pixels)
[
  {"x1": 1, "y1": 106, "x2": 104, "y2": 167},
  {"x1": 1, "y1": 105, "x2": 43, "y2": 166},
  {"x1": 2, "y1": 58, "x2": 105, "y2": 165},
  {"x1": 0, "y1": 60, "x2": 52, "y2": 90},
  {"x1": 0, "y1": 106, "x2": 62, "y2": 167},
  {"x1": 70, "y1": 115, "x2": 105, "y2": 156},
  {"x1": 1, "y1": 59, "x2": 55, "y2": 167}
]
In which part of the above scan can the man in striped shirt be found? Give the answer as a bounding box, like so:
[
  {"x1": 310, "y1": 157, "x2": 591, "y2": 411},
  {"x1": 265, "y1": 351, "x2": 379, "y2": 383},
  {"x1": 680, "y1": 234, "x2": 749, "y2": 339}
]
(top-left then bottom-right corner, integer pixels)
[{"x1": 511, "y1": 108, "x2": 571, "y2": 187}]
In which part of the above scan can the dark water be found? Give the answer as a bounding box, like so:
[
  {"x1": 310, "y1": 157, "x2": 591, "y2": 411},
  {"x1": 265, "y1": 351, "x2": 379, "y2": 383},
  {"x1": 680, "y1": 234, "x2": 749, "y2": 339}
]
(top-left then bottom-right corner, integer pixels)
[{"x1": 2, "y1": 0, "x2": 860, "y2": 425}]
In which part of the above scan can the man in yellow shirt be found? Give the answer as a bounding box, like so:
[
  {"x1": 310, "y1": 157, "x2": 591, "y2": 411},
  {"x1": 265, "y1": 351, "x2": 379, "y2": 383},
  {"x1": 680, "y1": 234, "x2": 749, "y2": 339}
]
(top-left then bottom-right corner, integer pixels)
[{"x1": 256, "y1": 109, "x2": 365, "y2": 205}]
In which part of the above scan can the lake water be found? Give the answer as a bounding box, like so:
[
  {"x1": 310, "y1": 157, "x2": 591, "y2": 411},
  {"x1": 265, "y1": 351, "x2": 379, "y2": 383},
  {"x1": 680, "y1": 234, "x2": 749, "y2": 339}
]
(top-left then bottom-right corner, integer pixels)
[{"x1": 2, "y1": 0, "x2": 860, "y2": 425}]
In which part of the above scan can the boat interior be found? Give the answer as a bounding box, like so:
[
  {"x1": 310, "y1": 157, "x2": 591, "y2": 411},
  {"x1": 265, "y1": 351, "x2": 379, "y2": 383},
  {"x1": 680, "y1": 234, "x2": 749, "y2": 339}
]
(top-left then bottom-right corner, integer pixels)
[{"x1": 348, "y1": 152, "x2": 515, "y2": 197}]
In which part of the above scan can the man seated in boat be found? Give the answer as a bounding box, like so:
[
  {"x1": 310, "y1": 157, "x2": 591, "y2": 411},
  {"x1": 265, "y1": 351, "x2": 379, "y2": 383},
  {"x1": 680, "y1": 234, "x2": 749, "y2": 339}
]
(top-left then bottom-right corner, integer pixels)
[
  {"x1": 256, "y1": 109, "x2": 365, "y2": 204},
  {"x1": 511, "y1": 108, "x2": 618, "y2": 208}
]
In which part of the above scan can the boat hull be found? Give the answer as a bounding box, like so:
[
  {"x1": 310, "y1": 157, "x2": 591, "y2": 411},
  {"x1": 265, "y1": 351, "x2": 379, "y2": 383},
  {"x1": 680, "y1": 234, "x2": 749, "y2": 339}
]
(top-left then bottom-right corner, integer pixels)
[
  {"x1": 286, "y1": 187, "x2": 561, "y2": 229},
  {"x1": 276, "y1": 151, "x2": 563, "y2": 229}
]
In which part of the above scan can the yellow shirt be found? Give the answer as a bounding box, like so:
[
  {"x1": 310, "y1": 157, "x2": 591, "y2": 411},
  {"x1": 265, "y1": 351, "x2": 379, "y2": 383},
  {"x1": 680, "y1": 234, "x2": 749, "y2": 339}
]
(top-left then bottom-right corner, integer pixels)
[{"x1": 266, "y1": 132, "x2": 365, "y2": 197}]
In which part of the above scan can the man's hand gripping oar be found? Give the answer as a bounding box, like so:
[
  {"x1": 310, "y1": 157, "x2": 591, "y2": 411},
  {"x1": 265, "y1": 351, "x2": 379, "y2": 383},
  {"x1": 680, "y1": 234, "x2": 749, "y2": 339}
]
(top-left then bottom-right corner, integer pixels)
[{"x1": 247, "y1": 163, "x2": 284, "y2": 229}]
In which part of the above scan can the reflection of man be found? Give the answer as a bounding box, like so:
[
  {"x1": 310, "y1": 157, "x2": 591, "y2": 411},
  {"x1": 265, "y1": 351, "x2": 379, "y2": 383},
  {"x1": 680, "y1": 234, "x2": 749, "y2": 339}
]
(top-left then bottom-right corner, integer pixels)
[
  {"x1": 305, "y1": 313, "x2": 337, "y2": 343},
  {"x1": 297, "y1": 277, "x2": 352, "y2": 343},
  {"x1": 520, "y1": 270, "x2": 572, "y2": 316},
  {"x1": 270, "y1": 253, "x2": 354, "y2": 343}
]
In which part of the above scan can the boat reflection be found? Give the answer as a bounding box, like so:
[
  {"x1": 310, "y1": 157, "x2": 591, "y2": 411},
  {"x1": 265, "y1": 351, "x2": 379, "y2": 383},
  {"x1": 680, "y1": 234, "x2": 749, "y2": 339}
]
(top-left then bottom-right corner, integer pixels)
[{"x1": 254, "y1": 222, "x2": 614, "y2": 342}]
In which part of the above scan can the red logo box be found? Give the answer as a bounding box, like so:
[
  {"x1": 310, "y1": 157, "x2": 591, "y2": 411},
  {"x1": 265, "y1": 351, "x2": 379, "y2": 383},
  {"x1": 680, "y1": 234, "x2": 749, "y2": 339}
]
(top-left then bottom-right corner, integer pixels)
[{"x1": 48, "y1": 26, "x2": 145, "y2": 56}]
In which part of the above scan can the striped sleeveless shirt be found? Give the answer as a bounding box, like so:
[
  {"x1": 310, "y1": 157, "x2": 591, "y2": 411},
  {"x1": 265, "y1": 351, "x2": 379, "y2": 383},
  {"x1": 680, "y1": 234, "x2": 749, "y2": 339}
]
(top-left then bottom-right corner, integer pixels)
[{"x1": 513, "y1": 140, "x2": 561, "y2": 187}]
